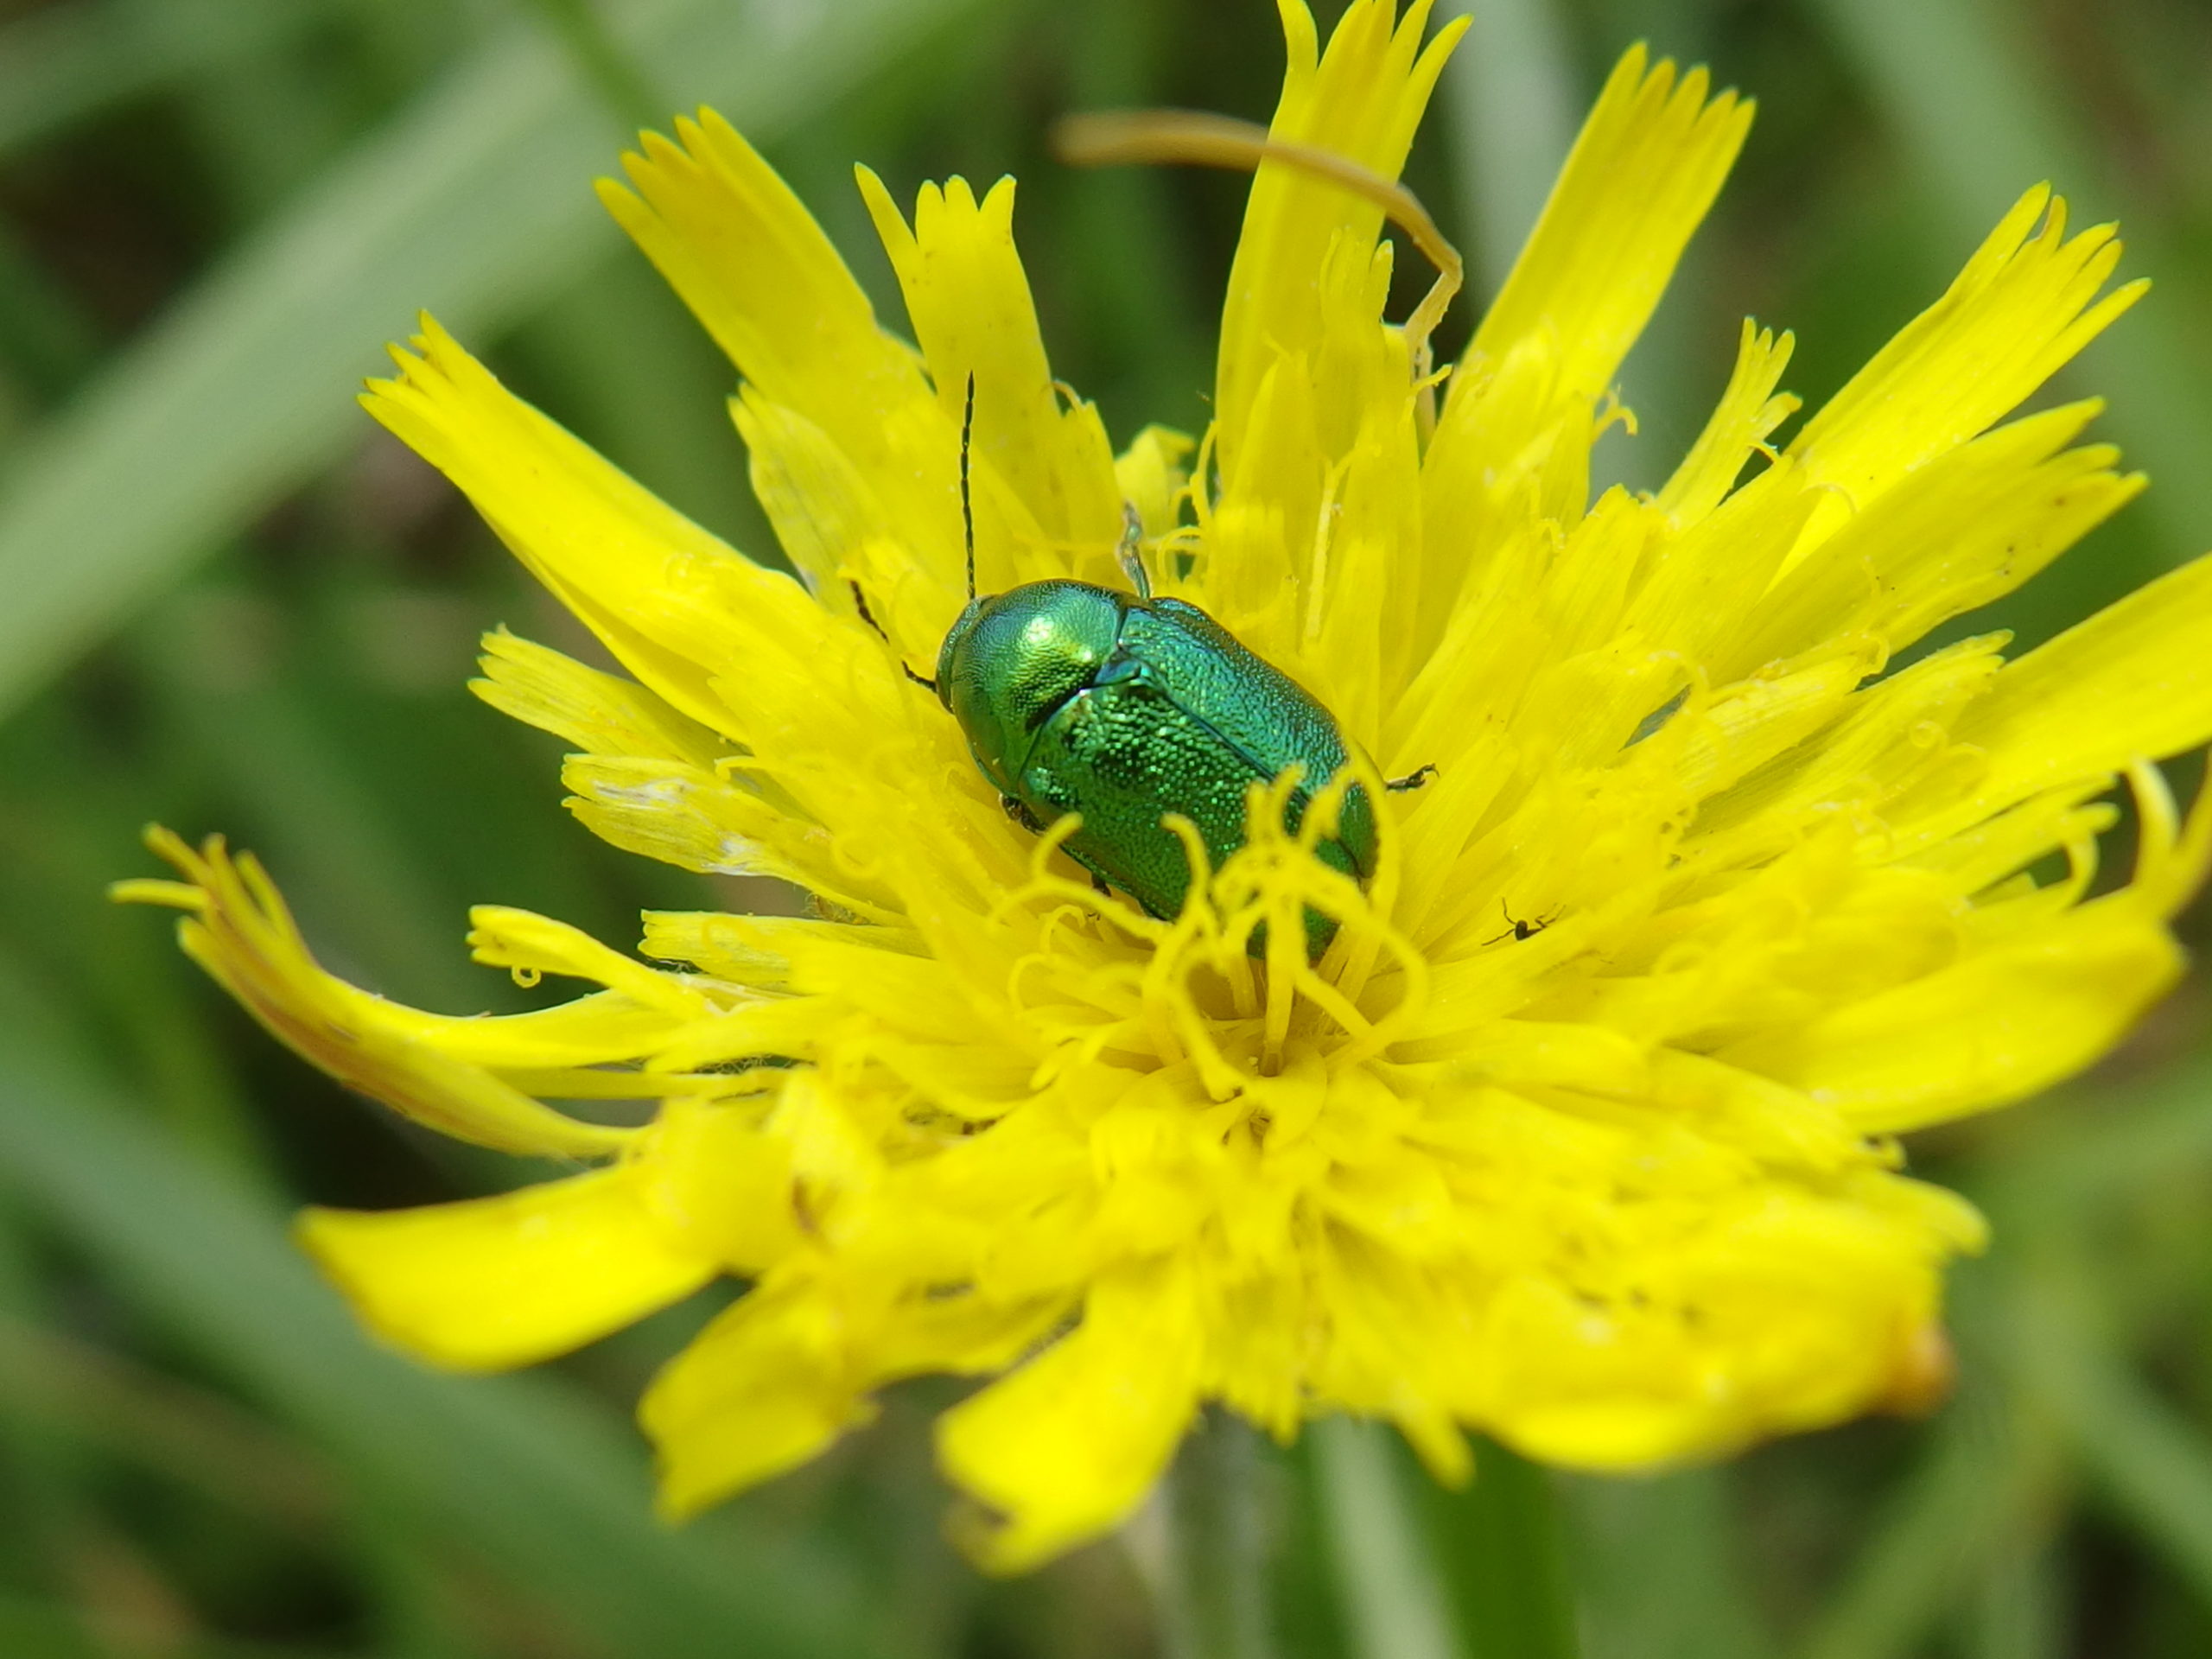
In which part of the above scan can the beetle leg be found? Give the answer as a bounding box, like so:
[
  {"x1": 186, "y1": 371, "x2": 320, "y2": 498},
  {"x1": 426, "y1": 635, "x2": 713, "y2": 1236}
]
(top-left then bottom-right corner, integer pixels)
[
  {"x1": 1385, "y1": 762, "x2": 1439, "y2": 791},
  {"x1": 1000, "y1": 794, "x2": 1044, "y2": 833},
  {"x1": 1116, "y1": 501, "x2": 1153, "y2": 601}
]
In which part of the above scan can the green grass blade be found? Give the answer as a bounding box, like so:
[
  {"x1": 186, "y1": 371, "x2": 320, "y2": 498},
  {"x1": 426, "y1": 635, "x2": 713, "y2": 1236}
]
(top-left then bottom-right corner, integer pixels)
[
  {"x1": 0, "y1": 960, "x2": 884, "y2": 1659},
  {"x1": 1311, "y1": 1419, "x2": 1463, "y2": 1659},
  {"x1": 0, "y1": 1311, "x2": 330, "y2": 1530},
  {"x1": 1422, "y1": 1439, "x2": 1579, "y2": 1659},
  {"x1": 0, "y1": 0, "x2": 983, "y2": 721},
  {"x1": 1136, "y1": 1415, "x2": 1281, "y2": 1659},
  {"x1": 2011, "y1": 1273, "x2": 2212, "y2": 1611},
  {"x1": 521, "y1": 0, "x2": 669, "y2": 131},
  {"x1": 0, "y1": 0, "x2": 330, "y2": 156},
  {"x1": 1979, "y1": 1051, "x2": 2212, "y2": 1215},
  {"x1": 1563, "y1": 1469, "x2": 1773, "y2": 1659},
  {"x1": 0, "y1": 1589, "x2": 340, "y2": 1659},
  {"x1": 1791, "y1": 1389, "x2": 2031, "y2": 1659},
  {"x1": 1960, "y1": 1531, "x2": 2066, "y2": 1659}
]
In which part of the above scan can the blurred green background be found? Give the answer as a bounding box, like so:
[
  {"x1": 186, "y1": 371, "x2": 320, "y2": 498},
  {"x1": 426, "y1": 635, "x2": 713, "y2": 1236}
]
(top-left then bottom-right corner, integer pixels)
[{"x1": 0, "y1": 0, "x2": 2209, "y2": 1654}]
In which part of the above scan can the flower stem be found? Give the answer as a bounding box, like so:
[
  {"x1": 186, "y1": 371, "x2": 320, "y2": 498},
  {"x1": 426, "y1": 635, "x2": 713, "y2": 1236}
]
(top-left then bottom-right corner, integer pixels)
[
  {"x1": 1426, "y1": 1436, "x2": 1581, "y2": 1659},
  {"x1": 1315, "y1": 1420, "x2": 1583, "y2": 1659},
  {"x1": 1141, "y1": 1412, "x2": 1281, "y2": 1659},
  {"x1": 1313, "y1": 1416, "x2": 1459, "y2": 1659}
]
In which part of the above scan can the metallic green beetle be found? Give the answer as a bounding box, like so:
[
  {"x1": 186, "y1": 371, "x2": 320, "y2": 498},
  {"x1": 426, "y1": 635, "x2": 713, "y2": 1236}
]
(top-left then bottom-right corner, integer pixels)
[
  {"x1": 934, "y1": 568, "x2": 1378, "y2": 957},
  {"x1": 898, "y1": 387, "x2": 1433, "y2": 960},
  {"x1": 893, "y1": 385, "x2": 1429, "y2": 959}
]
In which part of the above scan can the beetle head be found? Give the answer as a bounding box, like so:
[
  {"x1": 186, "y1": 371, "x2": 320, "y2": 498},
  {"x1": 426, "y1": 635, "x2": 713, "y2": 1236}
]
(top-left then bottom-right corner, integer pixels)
[{"x1": 937, "y1": 581, "x2": 1125, "y2": 796}]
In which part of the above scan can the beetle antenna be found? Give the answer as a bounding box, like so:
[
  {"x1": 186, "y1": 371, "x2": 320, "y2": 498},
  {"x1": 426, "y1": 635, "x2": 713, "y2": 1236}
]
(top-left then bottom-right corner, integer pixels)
[
  {"x1": 960, "y1": 372, "x2": 977, "y2": 602},
  {"x1": 851, "y1": 575, "x2": 938, "y2": 690},
  {"x1": 1116, "y1": 502, "x2": 1151, "y2": 601},
  {"x1": 848, "y1": 577, "x2": 889, "y2": 640}
]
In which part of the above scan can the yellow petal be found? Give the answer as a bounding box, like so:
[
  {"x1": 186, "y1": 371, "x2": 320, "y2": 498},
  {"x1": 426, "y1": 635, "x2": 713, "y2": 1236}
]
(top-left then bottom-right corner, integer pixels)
[
  {"x1": 599, "y1": 112, "x2": 932, "y2": 467},
  {"x1": 475, "y1": 629, "x2": 906, "y2": 914},
  {"x1": 1200, "y1": 351, "x2": 1323, "y2": 644},
  {"x1": 937, "y1": 1260, "x2": 1201, "y2": 1573},
  {"x1": 365, "y1": 316, "x2": 1011, "y2": 921},
  {"x1": 1691, "y1": 636, "x2": 2005, "y2": 863},
  {"x1": 1216, "y1": 0, "x2": 1465, "y2": 486},
  {"x1": 392, "y1": 994, "x2": 715, "y2": 1071},
  {"x1": 645, "y1": 1096, "x2": 804, "y2": 1273},
  {"x1": 1310, "y1": 391, "x2": 1425, "y2": 737},
  {"x1": 1656, "y1": 320, "x2": 1798, "y2": 528},
  {"x1": 645, "y1": 1269, "x2": 1062, "y2": 1521},
  {"x1": 602, "y1": 115, "x2": 969, "y2": 620},
  {"x1": 365, "y1": 315, "x2": 786, "y2": 736},
  {"x1": 644, "y1": 1281, "x2": 872, "y2": 1519},
  {"x1": 298, "y1": 1163, "x2": 716, "y2": 1371},
  {"x1": 1489, "y1": 1188, "x2": 1957, "y2": 1466},
  {"x1": 857, "y1": 169, "x2": 1123, "y2": 592},
  {"x1": 1719, "y1": 908, "x2": 2183, "y2": 1132},
  {"x1": 470, "y1": 627, "x2": 726, "y2": 769},
  {"x1": 1723, "y1": 401, "x2": 2140, "y2": 674},
  {"x1": 1203, "y1": 222, "x2": 1421, "y2": 698},
  {"x1": 1463, "y1": 46, "x2": 1751, "y2": 420},
  {"x1": 118, "y1": 830, "x2": 634, "y2": 1159},
  {"x1": 1674, "y1": 651, "x2": 1873, "y2": 802},
  {"x1": 466, "y1": 905, "x2": 718, "y2": 1017},
  {"x1": 1115, "y1": 425, "x2": 1196, "y2": 540},
  {"x1": 1933, "y1": 551, "x2": 2212, "y2": 824},
  {"x1": 1903, "y1": 783, "x2": 2117, "y2": 900},
  {"x1": 1783, "y1": 188, "x2": 2143, "y2": 569},
  {"x1": 364, "y1": 317, "x2": 917, "y2": 817},
  {"x1": 638, "y1": 911, "x2": 923, "y2": 989},
  {"x1": 1416, "y1": 50, "x2": 1748, "y2": 664},
  {"x1": 1626, "y1": 455, "x2": 1823, "y2": 667},
  {"x1": 556, "y1": 753, "x2": 839, "y2": 896},
  {"x1": 731, "y1": 389, "x2": 930, "y2": 652}
]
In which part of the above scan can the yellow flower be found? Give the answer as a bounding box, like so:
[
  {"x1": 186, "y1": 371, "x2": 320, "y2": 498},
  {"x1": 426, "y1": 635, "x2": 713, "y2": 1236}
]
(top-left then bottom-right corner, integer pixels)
[{"x1": 118, "y1": 1, "x2": 2212, "y2": 1572}]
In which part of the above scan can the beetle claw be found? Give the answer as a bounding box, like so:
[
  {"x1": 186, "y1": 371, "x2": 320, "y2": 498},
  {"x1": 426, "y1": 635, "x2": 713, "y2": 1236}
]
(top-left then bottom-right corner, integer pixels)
[{"x1": 1385, "y1": 763, "x2": 1439, "y2": 791}]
